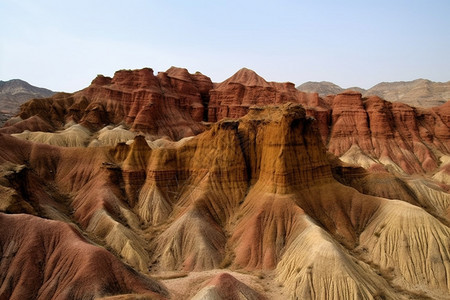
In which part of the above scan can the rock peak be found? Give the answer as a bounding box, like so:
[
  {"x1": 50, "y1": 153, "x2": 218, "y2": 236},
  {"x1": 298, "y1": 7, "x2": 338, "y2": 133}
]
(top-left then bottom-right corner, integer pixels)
[
  {"x1": 165, "y1": 66, "x2": 192, "y2": 81},
  {"x1": 221, "y1": 67, "x2": 270, "y2": 87}
]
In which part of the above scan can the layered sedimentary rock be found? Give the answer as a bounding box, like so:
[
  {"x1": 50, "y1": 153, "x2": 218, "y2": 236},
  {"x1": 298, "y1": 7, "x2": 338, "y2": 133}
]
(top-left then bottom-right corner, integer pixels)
[
  {"x1": 0, "y1": 213, "x2": 168, "y2": 300},
  {"x1": 7, "y1": 67, "x2": 450, "y2": 177},
  {"x1": 2, "y1": 67, "x2": 450, "y2": 299},
  {"x1": 207, "y1": 69, "x2": 450, "y2": 176},
  {"x1": 6, "y1": 67, "x2": 212, "y2": 140},
  {"x1": 2, "y1": 102, "x2": 450, "y2": 299},
  {"x1": 328, "y1": 92, "x2": 450, "y2": 175},
  {"x1": 0, "y1": 115, "x2": 54, "y2": 134},
  {"x1": 207, "y1": 68, "x2": 321, "y2": 122}
]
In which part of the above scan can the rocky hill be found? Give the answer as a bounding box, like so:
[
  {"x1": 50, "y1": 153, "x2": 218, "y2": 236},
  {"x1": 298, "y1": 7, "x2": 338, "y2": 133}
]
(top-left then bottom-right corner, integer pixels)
[
  {"x1": 297, "y1": 79, "x2": 450, "y2": 108},
  {"x1": 1, "y1": 67, "x2": 449, "y2": 299},
  {"x1": 0, "y1": 79, "x2": 55, "y2": 124},
  {"x1": 297, "y1": 81, "x2": 366, "y2": 96},
  {"x1": 365, "y1": 79, "x2": 450, "y2": 107}
]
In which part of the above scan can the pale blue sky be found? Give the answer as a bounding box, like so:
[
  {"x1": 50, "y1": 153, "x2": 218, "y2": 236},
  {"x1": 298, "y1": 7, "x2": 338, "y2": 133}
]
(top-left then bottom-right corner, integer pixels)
[{"x1": 1, "y1": 0, "x2": 449, "y2": 92}]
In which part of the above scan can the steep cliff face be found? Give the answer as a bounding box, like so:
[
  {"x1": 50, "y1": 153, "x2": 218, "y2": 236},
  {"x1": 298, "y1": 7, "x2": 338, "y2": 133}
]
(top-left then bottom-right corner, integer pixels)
[
  {"x1": 7, "y1": 67, "x2": 211, "y2": 140},
  {"x1": 208, "y1": 68, "x2": 321, "y2": 122},
  {"x1": 2, "y1": 67, "x2": 450, "y2": 299},
  {"x1": 8, "y1": 67, "x2": 449, "y2": 178},
  {"x1": 208, "y1": 70, "x2": 450, "y2": 176},
  {"x1": 1, "y1": 102, "x2": 450, "y2": 299},
  {"x1": 331, "y1": 93, "x2": 450, "y2": 174}
]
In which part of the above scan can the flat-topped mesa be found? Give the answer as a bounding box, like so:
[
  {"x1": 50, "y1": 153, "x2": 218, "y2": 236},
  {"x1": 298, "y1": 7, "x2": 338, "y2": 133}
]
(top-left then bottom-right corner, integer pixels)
[
  {"x1": 134, "y1": 105, "x2": 337, "y2": 271},
  {"x1": 120, "y1": 104, "x2": 332, "y2": 236},
  {"x1": 208, "y1": 68, "x2": 320, "y2": 122},
  {"x1": 328, "y1": 92, "x2": 372, "y2": 154},
  {"x1": 110, "y1": 67, "x2": 160, "y2": 90},
  {"x1": 238, "y1": 103, "x2": 333, "y2": 192},
  {"x1": 142, "y1": 119, "x2": 247, "y2": 185}
]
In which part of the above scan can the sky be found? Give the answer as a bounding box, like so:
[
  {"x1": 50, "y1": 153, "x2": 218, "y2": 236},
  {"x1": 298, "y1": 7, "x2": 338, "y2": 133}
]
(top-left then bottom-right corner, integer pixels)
[{"x1": 1, "y1": 0, "x2": 449, "y2": 92}]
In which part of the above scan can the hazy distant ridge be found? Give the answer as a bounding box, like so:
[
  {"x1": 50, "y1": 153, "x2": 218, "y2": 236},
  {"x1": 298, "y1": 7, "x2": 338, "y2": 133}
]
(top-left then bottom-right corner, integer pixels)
[
  {"x1": 0, "y1": 79, "x2": 55, "y2": 112},
  {"x1": 297, "y1": 81, "x2": 366, "y2": 96},
  {"x1": 0, "y1": 79, "x2": 55, "y2": 124},
  {"x1": 297, "y1": 79, "x2": 450, "y2": 107}
]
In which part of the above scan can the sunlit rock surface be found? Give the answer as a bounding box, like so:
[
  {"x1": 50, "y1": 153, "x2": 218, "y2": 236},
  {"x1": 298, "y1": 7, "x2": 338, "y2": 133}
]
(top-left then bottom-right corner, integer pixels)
[{"x1": 1, "y1": 67, "x2": 450, "y2": 299}]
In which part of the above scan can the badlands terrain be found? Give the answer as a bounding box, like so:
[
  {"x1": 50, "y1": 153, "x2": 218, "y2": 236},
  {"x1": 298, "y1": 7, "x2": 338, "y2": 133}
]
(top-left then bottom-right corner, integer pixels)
[{"x1": 0, "y1": 67, "x2": 449, "y2": 299}]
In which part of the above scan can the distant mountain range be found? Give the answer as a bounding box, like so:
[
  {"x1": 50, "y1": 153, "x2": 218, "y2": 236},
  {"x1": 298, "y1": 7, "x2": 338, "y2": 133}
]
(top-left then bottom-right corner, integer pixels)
[
  {"x1": 0, "y1": 79, "x2": 55, "y2": 124},
  {"x1": 296, "y1": 81, "x2": 366, "y2": 96},
  {"x1": 297, "y1": 79, "x2": 450, "y2": 107}
]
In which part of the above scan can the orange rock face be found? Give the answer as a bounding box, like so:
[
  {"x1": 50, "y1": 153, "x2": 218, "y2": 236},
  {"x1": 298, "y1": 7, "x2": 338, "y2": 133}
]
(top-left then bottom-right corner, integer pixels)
[
  {"x1": 328, "y1": 93, "x2": 450, "y2": 173},
  {"x1": 2, "y1": 67, "x2": 450, "y2": 299},
  {"x1": 14, "y1": 66, "x2": 449, "y2": 175},
  {"x1": 11, "y1": 67, "x2": 449, "y2": 176},
  {"x1": 207, "y1": 68, "x2": 320, "y2": 122}
]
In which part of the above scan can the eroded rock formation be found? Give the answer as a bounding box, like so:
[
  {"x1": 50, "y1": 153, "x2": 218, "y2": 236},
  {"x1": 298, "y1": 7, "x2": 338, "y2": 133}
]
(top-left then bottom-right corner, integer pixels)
[
  {"x1": 4, "y1": 67, "x2": 211, "y2": 140},
  {"x1": 0, "y1": 213, "x2": 168, "y2": 300},
  {"x1": 1, "y1": 101, "x2": 450, "y2": 299},
  {"x1": 5, "y1": 67, "x2": 449, "y2": 177},
  {"x1": 1, "y1": 67, "x2": 450, "y2": 299}
]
